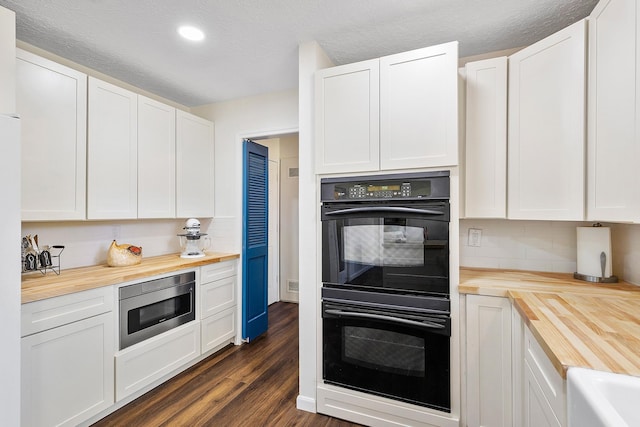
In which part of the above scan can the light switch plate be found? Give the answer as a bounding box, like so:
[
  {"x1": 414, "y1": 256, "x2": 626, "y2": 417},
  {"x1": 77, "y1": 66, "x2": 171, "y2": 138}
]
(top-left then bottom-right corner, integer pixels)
[{"x1": 468, "y1": 228, "x2": 482, "y2": 247}]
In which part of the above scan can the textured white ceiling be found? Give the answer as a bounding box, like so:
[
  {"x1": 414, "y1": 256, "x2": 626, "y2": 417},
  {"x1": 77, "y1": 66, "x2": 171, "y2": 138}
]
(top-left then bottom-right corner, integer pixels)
[{"x1": 0, "y1": 0, "x2": 598, "y2": 107}]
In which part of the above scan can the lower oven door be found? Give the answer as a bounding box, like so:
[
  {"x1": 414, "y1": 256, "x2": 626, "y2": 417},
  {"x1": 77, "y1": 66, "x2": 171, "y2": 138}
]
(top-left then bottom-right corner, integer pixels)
[{"x1": 322, "y1": 301, "x2": 451, "y2": 412}]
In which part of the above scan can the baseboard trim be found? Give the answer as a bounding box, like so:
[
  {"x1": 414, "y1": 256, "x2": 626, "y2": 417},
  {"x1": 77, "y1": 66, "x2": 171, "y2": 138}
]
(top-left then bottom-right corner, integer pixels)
[{"x1": 296, "y1": 395, "x2": 316, "y2": 413}]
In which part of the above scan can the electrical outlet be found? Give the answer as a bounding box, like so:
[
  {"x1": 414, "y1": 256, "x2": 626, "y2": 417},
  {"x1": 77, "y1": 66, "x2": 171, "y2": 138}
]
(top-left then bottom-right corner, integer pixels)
[{"x1": 468, "y1": 228, "x2": 482, "y2": 247}]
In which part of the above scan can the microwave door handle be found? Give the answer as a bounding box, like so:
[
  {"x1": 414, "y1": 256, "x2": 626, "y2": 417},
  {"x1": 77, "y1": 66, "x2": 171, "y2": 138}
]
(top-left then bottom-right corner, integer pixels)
[
  {"x1": 324, "y1": 309, "x2": 445, "y2": 330},
  {"x1": 324, "y1": 207, "x2": 444, "y2": 216}
]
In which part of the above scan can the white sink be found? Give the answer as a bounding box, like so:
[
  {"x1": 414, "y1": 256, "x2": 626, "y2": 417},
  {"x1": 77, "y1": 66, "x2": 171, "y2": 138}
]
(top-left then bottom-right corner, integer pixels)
[{"x1": 568, "y1": 367, "x2": 640, "y2": 427}]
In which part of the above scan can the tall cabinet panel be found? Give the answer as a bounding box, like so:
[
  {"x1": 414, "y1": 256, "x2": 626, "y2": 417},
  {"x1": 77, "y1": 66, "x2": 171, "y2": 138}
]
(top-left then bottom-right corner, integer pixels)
[
  {"x1": 464, "y1": 57, "x2": 508, "y2": 218},
  {"x1": 508, "y1": 20, "x2": 586, "y2": 220},
  {"x1": 176, "y1": 110, "x2": 214, "y2": 218},
  {"x1": 380, "y1": 42, "x2": 458, "y2": 170},
  {"x1": 138, "y1": 95, "x2": 176, "y2": 218},
  {"x1": 315, "y1": 59, "x2": 380, "y2": 174},
  {"x1": 17, "y1": 49, "x2": 87, "y2": 221},
  {"x1": 87, "y1": 77, "x2": 138, "y2": 219},
  {"x1": 587, "y1": 0, "x2": 640, "y2": 222},
  {"x1": 465, "y1": 295, "x2": 513, "y2": 427},
  {"x1": 0, "y1": 6, "x2": 15, "y2": 114}
]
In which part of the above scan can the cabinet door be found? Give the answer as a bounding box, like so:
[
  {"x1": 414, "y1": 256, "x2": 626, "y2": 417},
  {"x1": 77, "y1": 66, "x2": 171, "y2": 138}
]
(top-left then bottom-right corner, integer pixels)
[
  {"x1": 21, "y1": 312, "x2": 114, "y2": 427},
  {"x1": 115, "y1": 321, "x2": 200, "y2": 401},
  {"x1": 466, "y1": 295, "x2": 512, "y2": 427},
  {"x1": 512, "y1": 307, "x2": 525, "y2": 427},
  {"x1": 201, "y1": 275, "x2": 236, "y2": 318},
  {"x1": 523, "y1": 363, "x2": 562, "y2": 427},
  {"x1": 315, "y1": 59, "x2": 380, "y2": 174},
  {"x1": 508, "y1": 20, "x2": 586, "y2": 220},
  {"x1": 587, "y1": 0, "x2": 640, "y2": 222},
  {"x1": 176, "y1": 110, "x2": 214, "y2": 218},
  {"x1": 523, "y1": 326, "x2": 566, "y2": 426},
  {"x1": 380, "y1": 42, "x2": 458, "y2": 170},
  {"x1": 17, "y1": 49, "x2": 87, "y2": 221},
  {"x1": 87, "y1": 77, "x2": 138, "y2": 219},
  {"x1": 464, "y1": 57, "x2": 508, "y2": 218},
  {"x1": 201, "y1": 306, "x2": 235, "y2": 354},
  {"x1": 138, "y1": 95, "x2": 176, "y2": 218}
]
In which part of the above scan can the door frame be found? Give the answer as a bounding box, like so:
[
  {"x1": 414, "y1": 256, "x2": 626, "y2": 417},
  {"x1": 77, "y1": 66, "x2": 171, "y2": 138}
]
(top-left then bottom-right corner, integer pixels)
[{"x1": 236, "y1": 127, "x2": 298, "y2": 342}]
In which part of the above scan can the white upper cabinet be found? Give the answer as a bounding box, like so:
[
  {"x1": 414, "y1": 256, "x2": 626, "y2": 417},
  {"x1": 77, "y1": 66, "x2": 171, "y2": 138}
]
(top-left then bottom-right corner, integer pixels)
[
  {"x1": 380, "y1": 42, "x2": 459, "y2": 170},
  {"x1": 17, "y1": 49, "x2": 88, "y2": 221},
  {"x1": 508, "y1": 20, "x2": 586, "y2": 221},
  {"x1": 87, "y1": 77, "x2": 138, "y2": 219},
  {"x1": 315, "y1": 59, "x2": 380, "y2": 174},
  {"x1": 176, "y1": 110, "x2": 214, "y2": 218},
  {"x1": 315, "y1": 42, "x2": 458, "y2": 174},
  {"x1": 587, "y1": 0, "x2": 640, "y2": 222},
  {"x1": 138, "y1": 95, "x2": 176, "y2": 219},
  {"x1": 464, "y1": 56, "x2": 508, "y2": 218}
]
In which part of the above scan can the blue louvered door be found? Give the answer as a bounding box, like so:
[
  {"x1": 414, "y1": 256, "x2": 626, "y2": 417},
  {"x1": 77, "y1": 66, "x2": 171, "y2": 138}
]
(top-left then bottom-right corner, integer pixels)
[{"x1": 242, "y1": 139, "x2": 269, "y2": 341}]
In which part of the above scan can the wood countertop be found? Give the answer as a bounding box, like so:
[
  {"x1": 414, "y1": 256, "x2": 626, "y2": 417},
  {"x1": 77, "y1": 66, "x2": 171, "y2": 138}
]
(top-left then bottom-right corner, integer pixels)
[
  {"x1": 21, "y1": 252, "x2": 240, "y2": 304},
  {"x1": 460, "y1": 268, "x2": 640, "y2": 379}
]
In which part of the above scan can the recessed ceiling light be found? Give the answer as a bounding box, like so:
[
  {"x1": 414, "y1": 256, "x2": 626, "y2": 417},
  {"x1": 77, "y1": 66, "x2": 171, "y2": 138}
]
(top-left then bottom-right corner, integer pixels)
[{"x1": 178, "y1": 25, "x2": 205, "y2": 42}]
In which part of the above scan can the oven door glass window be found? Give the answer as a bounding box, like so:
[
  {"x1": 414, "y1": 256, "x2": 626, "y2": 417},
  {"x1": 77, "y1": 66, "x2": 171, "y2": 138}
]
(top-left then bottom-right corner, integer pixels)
[
  {"x1": 323, "y1": 303, "x2": 450, "y2": 412},
  {"x1": 323, "y1": 216, "x2": 449, "y2": 295}
]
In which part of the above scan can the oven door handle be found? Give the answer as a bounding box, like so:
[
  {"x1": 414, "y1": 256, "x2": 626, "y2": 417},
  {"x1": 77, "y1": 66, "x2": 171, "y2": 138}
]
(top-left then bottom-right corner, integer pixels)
[
  {"x1": 324, "y1": 206, "x2": 445, "y2": 216},
  {"x1": 324, "y1": 309, "x2": 446, "y2": 330}
]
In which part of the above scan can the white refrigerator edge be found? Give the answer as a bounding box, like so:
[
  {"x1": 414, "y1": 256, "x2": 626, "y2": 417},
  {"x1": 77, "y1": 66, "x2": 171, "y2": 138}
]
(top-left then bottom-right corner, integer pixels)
[{"x1": 0, "y1": 114, "x2": 21, "y2": 427}]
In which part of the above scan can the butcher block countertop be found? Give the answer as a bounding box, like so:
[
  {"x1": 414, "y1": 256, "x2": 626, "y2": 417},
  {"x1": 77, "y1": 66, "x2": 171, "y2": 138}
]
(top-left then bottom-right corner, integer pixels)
[
  {"x1": 21, "y1": 252, "x2": 239, "y2": 304},
  {"x1": 460, "y1": 268, "x2": 640, "y2": 379}
]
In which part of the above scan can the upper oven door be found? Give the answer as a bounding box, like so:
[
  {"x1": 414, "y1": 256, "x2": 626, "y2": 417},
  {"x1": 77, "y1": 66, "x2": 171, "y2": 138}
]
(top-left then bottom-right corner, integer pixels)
[{"x1": 321, "y1": 201, "x2": 449, "y2": 296}]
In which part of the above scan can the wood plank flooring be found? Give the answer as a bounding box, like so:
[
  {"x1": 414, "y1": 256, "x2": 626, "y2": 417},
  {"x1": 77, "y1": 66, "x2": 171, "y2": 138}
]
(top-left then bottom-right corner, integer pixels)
[{"x1": 92, "y1": 302, "x2": 362, "y2": 426}]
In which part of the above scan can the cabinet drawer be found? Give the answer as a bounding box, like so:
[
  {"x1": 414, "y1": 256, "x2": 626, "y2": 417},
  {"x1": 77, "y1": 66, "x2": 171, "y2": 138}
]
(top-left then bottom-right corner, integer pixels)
[
  {"x1": 524, "y1": 326, "x2": 565, "y2": 424},
  {"x1": 21, "y1": 286, "x2": 114, "y2": 337},
  {"x1": 200, "y1": 260, "x2": 237, "y2": 284},
  {"x1": 200, "y1": 275, "x2": 236, "y2": 318},
  {"x1": 201, "y1": 307, "x2": 235, "y2": 354},
  {"x1": 115, "y1": 320, "x2": 200, "y2": 401}
]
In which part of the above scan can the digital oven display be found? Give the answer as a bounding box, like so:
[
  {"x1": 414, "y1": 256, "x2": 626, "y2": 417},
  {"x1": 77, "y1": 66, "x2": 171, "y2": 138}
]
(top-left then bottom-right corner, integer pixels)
[{"x1": 366, "y1": 185, "x2": 400, "y2": 192}]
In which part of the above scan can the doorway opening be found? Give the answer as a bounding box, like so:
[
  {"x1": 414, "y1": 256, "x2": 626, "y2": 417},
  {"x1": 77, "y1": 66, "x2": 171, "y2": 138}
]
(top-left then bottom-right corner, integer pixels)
[{"x1": 248, "y1": 133, "x2": 300, "y2": 306}]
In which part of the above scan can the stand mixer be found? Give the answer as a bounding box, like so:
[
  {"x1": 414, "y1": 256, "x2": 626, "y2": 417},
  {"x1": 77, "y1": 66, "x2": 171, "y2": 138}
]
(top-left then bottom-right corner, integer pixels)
[{"x1": 177, "y1": 218, "x2": 210, "y2": 258}]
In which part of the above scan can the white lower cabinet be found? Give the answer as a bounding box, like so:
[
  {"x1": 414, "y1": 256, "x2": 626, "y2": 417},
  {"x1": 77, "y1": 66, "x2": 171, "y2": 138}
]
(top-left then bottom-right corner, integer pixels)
[
  {"x1": 115, "y1": 321, "x2": 200, "y2": 401},
  {"x1": 201, "y1": 307, "x2": 236, "y2": 353},
  {"x1": 21, "y1": 310, "x2": 114, "y2": 427},
  {"x1": 464, "y1": 294, "x2": 512, "y2": 427},
  {"x1": 200, "y1": 261, "x2": 237, "y2": 354},
  {"x1": 465, "y1": 297, "x2": 566, "y2": 427},
  {"x1": 522, "y1": 325, "x2": 566, "y2": 427}
]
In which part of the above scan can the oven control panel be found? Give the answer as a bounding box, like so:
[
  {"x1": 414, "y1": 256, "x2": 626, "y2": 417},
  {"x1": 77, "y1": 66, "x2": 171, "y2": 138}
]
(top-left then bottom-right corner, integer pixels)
[
  {"x1": 347, "y1": 183, "x2": 412, "y2": 199},
  {"x1": 321, "y1": 172, "x2": 450, "y2": 202}
]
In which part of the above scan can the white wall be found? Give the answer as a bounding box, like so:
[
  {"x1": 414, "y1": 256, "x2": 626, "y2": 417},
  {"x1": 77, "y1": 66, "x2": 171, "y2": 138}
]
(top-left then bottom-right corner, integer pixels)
[
  {"x1": 460, "y1": 218, "x2": 640, "y2": 286},
  {"x1": 191, "y1": 90, "x2": 298, "y2": 253},
  {"x1": 610, "y1": 223, "x2": 640, "y2": 285},
  {"x1": 22, "y1": 219, "x2": 191, "y2": 269},
  {"x1": 279, "y1": 135, "x2": 300, "y2": 302},
  {"x1": 297, "y1": 40, "x2": 334, "y2": 413},
  {"x1": 460, "y1": 219, "x2": 586, "y2": 273}
]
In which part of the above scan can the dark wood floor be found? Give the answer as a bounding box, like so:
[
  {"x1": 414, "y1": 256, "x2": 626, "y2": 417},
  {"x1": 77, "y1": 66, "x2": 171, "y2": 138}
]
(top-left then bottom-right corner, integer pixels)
[{"x1": 92, "y1": 302, "x2": 362, "y2": 426}]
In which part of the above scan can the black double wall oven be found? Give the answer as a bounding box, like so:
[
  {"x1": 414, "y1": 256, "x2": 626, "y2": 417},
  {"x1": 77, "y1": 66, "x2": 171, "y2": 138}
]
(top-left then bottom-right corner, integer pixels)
[{"x1": 321, "y1": 171, "x2": 451, "y2": 412}]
